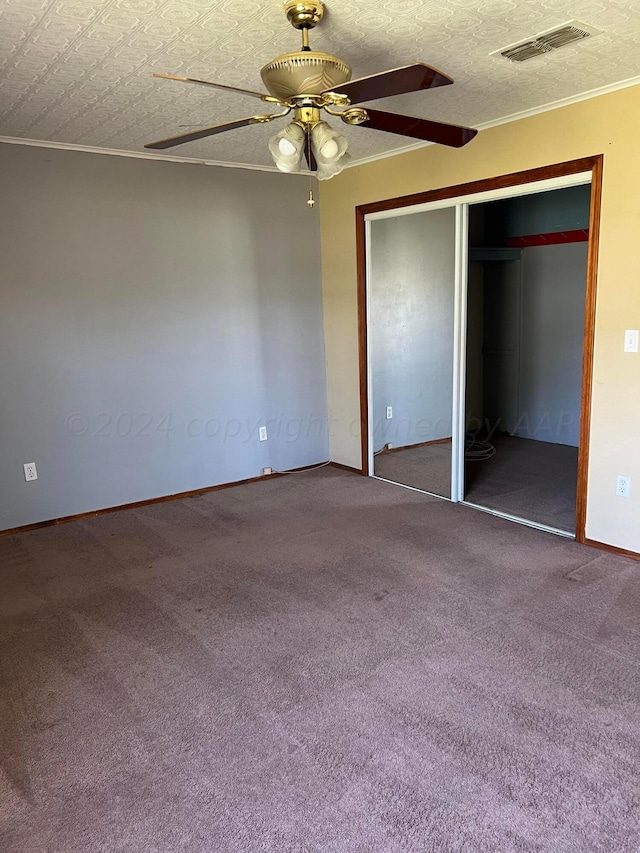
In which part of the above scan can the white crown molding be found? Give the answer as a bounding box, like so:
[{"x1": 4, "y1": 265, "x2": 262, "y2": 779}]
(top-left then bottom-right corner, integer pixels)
[
  {"x1": 2, "y1": 73, "x2": 639, "y2": 175},
  {"x1": 345, "y1": 74, "x2": 640, "y2": 170},
  {"x1": 0, "y1": 135, "x2": 289, "y2": 174}
]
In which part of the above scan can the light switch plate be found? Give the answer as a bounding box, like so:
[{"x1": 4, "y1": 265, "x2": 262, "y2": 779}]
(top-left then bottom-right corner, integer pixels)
[{"x1": 624, "y1": 329, "x2": 639, "y2": 352}]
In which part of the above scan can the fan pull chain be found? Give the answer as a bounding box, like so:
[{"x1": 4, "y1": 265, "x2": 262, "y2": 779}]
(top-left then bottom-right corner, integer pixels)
[{"x1": 306, "y1": 129, "x2": 315, "y2": 208}]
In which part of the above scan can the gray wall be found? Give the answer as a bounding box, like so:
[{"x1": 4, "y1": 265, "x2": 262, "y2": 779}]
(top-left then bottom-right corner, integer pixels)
[
  {"x1": 487, "y1": 184, "x2": 591, "y2": 241},
  {"x1": 0, "y1": 144, "x2": 328, "y2": 530},
  {"x1": 370, "y1": 208, "x2": 455, "y2": 450},
  {"x1": 465, "y1": 261, "x2": 484, "y2": 428},
  {"x1": 479, "y1": 243, "x2": 587, "y2": 446},
  {"x1": 514, "y1": 243, "x2": 587, "y2": 446},
  {"x1": 481, "y1": 259, "x2": 523, "y2": 436}
]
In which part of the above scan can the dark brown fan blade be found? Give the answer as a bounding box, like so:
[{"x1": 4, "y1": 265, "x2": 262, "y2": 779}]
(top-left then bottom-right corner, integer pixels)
[
  {"x1": 145, "y1": 116, "x2": 263, "y2": 150},
  {"x1": 324, "y1": 63, "x2": 452, "y2": 105},
  {"x1": 304, "y1": 129, "x2": 317, "y2": 172},
  {"x1": 153, "y1": 73, "x2": 270, "y2": 101},
  {"x1": 360, "y1": 108, "x2": 477, "y2": 148}
]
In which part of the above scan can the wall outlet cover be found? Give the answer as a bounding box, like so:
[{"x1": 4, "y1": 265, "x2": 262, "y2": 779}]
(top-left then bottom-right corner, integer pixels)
[
  {"x1": 24, "y1": 462, "x2": 38, "y2": 481},
  {"x1": 616, "y1": 475, "x2": 631, "y2": 498},
  {"x1": 259, "y1": 426, "x2": 268, "y2": 441}
]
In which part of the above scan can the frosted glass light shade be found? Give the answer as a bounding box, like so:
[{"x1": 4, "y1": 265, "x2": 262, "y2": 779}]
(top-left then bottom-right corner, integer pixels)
[
  {"x1": 268, "y1": 123, "x2": 305, "y2": 173},
  {"x1": 310, "y1": 121, "x2": 350, "y2": 180}
]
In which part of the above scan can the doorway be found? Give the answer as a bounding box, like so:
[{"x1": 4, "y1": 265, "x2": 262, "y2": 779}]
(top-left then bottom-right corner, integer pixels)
[
  {"x1": 358, "y1": 157, "x2": 602, "y2": 542},
  {"x1": 463, "y1": 186, "x2": 591, "y2": 533}
]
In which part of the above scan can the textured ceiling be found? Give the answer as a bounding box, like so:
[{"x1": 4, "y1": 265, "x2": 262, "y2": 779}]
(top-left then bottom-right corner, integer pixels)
[{"x1": 1, "y1": 0, "x2": 640, "y2": 169}]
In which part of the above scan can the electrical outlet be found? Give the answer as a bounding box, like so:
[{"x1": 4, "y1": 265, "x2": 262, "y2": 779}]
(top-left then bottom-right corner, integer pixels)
[
  {"x1": 616, "y1": 475, "x2": 631, "y2": 498},
  {"x1": 624, "y1": 330, "x2": 639, "y2": 353},
  {"x1": 259, "y1": 426, "x2": 268, "y2": 442},
  {"x1": 23, "y1": 463, "x2": 38, "y2": 482},
  {"x1": 386, "y1": 406, "x2": 393, "y2": 420},
  {"x1": 262, "y1": 467, "x2": 273, "y2": 475}
]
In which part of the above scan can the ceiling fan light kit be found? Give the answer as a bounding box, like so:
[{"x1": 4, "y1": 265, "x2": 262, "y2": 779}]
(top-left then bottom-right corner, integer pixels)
[
  {"x1": 146, "y1": 0, "x2": 478, "y2": 184},
  {"x1": 310, "y1": 121, "x2": 351, "y2": 180},
  {"x1": 269, "y1": 119, "x2": 351, "y2": 180},
  {"x1": 268, "y1": 122, "x2": 306, "y2": 173}
]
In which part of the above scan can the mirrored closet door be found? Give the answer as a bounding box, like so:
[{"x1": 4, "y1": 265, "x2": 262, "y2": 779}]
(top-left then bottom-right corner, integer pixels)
[{"x1": 369, "y1": 207, "x2": 456, "y2": 498}]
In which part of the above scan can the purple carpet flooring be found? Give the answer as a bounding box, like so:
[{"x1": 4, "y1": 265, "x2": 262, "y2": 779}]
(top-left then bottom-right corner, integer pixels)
[
  {"x1": 465, "y1": 436, "x2": 578, "y2": 533},
  {"x1": 1, "y1": 467, "x2": 639, "y2": 852},
  {"x1": 375, "y1": 442, "x2": 452, "y2": 499}
]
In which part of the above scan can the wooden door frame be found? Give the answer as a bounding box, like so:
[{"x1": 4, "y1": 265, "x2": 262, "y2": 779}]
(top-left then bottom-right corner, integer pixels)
[{"x1": 356, "y1": 155, "x2": 603, "y2": 543}]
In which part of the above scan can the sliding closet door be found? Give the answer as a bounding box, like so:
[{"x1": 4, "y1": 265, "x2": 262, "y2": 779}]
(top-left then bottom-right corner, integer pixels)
[{"x1": 370, "y1": 207, "x2": 456, "y2": 498}]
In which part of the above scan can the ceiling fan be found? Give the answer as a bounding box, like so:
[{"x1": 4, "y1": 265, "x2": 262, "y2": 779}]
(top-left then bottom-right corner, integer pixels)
[{"x1": 145, "y1": 0, "x2": 477, "y2": 180}]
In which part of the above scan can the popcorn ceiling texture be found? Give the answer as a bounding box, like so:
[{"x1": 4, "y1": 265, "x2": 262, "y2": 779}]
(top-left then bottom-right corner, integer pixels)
[{"x1": 1, "y1": 0, "x2": 640, "y2": 167}]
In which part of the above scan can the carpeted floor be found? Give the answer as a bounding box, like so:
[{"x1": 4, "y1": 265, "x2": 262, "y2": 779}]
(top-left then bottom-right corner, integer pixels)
[
  {"x1": 375, "y1": 436, "x2": 578, "y2": 532},
  {"x1": 375, "y1": 441, "x2": 452, "y2": 498},
  {"x1": 465, "y1": 435, "x2": 578, "y2": 532},
  {"x1": 1, "y1": 467, "x2": 639, "y2": 852}
]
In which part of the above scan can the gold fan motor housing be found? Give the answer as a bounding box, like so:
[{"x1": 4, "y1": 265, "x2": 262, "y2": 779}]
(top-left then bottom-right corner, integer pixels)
[{"x1": 260, "y1": 49, "x2": 352, "y2": 101}]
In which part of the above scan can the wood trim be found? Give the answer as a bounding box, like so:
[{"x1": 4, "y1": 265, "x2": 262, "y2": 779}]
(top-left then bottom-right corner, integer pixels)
[
  {"x1": 376, "y1": 437, "x2": 452, "y2": 455},
  {"x1": 0, "y1": 462, "x2": 328, "y2": 538},
  {"x1": 575, "y1": 154, "x2": 603, "y2": 543},
  {"x1": 330, "y1": 461, "x2": 364, "y2": 474},
  {"x1": 583, "y1": 537, "x2": 640, "y2": 561},
  {"x1": 356, "y1": 157, "x2": 599, "y2": 218},
  {"x1": 356, "y1": 155, "x2": 603, "y2": 540},
  {"x1": 356, "y1": 206, "x2": 369, "y2": 475}
]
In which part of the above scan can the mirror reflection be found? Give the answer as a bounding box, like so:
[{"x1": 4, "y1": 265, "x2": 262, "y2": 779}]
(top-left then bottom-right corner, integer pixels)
[{"x1": 370, "y1": 207, "x2": 456, "y2": 498}]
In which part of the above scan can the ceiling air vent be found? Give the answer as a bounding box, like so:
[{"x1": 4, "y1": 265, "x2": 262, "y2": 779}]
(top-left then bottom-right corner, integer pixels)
[{"x1": 495, "y1": 21, "x2": 601, "y2": 63}]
